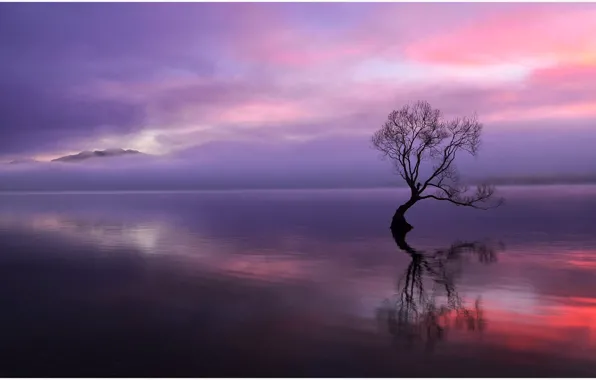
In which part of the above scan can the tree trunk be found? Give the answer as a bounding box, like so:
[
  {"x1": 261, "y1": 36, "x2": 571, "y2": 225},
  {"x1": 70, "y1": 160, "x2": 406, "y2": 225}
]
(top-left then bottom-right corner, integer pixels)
[
  {"x1": 390, "y1": 221, "x2": 417, "y2": 255},
  {"x1": 390, "y1": 196, "x2": 418, "y2": 232}
]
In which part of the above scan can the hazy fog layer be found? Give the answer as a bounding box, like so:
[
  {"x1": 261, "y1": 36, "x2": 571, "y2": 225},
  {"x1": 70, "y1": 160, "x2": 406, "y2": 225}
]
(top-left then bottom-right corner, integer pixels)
[{"x1": 1, "y1": 129, "x2": 594, "y2": 191}]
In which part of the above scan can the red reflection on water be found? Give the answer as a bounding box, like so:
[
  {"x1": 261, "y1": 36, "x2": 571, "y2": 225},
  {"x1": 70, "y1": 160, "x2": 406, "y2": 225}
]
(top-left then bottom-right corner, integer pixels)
[{"x1": 472, "y1": 297, "x2": 596, "y2": 360}]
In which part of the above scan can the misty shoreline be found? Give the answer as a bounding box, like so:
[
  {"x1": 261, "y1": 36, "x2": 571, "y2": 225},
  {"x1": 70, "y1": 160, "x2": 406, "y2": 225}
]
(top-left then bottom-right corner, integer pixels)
[{"x1": 0, "y1": 182, "x2": 595, "y2": 195}]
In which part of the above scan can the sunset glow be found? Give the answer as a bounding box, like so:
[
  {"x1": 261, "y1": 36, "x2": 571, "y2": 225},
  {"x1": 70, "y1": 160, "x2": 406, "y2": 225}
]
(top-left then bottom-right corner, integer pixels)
[{"x1": 1, "y1": 2, "x2": 596, "y2": 162}]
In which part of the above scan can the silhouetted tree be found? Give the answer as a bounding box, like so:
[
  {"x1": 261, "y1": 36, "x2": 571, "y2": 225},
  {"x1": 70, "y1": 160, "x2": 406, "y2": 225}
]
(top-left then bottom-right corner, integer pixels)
[{"x1": 372, "y1": 101, "x2": 503, "y2": 230}]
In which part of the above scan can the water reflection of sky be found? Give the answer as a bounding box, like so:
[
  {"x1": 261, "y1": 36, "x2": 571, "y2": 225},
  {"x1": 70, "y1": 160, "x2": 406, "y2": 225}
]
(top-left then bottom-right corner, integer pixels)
[{"x1": 1, "y1": 186, "x2": 596, "y2": 375}]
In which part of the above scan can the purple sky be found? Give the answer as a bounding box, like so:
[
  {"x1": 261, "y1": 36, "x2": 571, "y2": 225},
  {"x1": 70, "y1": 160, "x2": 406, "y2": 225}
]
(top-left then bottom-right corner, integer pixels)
[{"x1": 1, "y1": 3, "x2": 596, "y2": 187}]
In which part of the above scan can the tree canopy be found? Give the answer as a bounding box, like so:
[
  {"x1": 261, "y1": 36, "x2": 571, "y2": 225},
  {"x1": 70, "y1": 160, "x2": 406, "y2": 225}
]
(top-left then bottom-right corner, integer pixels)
[{"x1": 372, "y1": 100, "x2": 502, "y2": 210}]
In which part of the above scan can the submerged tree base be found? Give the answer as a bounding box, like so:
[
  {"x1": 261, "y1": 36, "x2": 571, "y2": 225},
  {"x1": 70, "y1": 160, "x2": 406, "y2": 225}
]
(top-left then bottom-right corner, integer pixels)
[
  {"x1": 390, "y1": 207, "x2": 413, "y2": 233},
  {"x1": 390, "y1": 206, "x2": 416, "y2": 255}
]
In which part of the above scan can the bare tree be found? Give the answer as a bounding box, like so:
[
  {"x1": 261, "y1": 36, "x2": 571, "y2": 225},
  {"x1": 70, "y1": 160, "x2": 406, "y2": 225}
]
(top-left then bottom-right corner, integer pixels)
[{"x1": 372, "y1": 101, "x2": 503, "y2": 230}]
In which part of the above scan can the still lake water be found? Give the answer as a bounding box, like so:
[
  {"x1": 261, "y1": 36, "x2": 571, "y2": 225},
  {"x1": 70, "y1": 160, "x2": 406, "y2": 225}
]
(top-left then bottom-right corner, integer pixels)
[{"x1": 1, "y1": 186, "x2": 596, "y2": 376}]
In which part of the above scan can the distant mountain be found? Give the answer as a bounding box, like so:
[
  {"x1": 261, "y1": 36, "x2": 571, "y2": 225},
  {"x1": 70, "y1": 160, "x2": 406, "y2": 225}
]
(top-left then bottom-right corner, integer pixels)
[
  {"x1": 8, "y1": 158, "x2": 39, "y2": 165},
  {"x1": 51, "y1": 149, "x2": 143, "y2": 163},
  {"x1": 478, "y1": 174, "x2": 596, "y2": 186}
]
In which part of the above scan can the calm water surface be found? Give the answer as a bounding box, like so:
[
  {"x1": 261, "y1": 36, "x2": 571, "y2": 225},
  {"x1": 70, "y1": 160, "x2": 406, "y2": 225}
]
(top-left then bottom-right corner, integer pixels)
[{"x1": 1, "y1": 186, "x2": 596, "y2": 376}]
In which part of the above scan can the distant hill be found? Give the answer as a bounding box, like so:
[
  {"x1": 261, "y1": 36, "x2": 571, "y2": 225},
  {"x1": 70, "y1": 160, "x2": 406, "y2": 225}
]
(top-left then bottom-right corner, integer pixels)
[
  {"x1": 478, "y1": 174, "x2": 596, "y2": 186},
  {"x1": 8, "y1": 158, "x2": 39, "y2": 165},
  {"x1": 51, "y1": 149, "x2": 143, "y2": 163}
]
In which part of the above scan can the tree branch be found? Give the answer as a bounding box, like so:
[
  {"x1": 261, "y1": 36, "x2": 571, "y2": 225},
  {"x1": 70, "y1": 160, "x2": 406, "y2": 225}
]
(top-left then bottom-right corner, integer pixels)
[{"x1": 372, "y1": 100, "x2": 501, "y2": 212}]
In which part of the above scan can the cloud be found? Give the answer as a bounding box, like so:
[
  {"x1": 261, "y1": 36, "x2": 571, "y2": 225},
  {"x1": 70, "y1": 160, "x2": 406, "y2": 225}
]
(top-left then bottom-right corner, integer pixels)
[
  {"x1": 405, "y1": 4, "x2": 596, "y2": 66},
  {"x1": 0, "y1": 80, "x2": 146, "y2": 155},
  {"x1": 0, "y1": 3, "x2": 224, "y2": 157},
  {"x1": 1, "y1": 2, "x2": 596, "y2": 165}
]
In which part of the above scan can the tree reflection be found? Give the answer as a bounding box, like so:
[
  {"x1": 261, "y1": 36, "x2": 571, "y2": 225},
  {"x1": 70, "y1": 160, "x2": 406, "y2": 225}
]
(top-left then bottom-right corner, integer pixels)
[{"x1": 377, "y1": 227, "x2": 504, "y2": 352}]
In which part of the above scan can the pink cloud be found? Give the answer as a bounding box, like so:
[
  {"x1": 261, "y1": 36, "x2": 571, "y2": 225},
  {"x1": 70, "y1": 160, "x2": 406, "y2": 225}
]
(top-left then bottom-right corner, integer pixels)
[
  {"x1": 406, "y1": 5, "x2": 596, "y2": 66},
  {"x1": 483, "y1": 63, "x2": 596, "y2": 121},
  {"x1": 232, "y1": 30, "x2": 375, "y2": 68},
  {"x1": 529, "y1": 64, "x2": 596, "y2": 89},
  {"x1": 62, "y1": 3, "x2": 596, "y2": 155},
  {"x1": 398, "y1": 60, "x2": 596, "y2": 124}
]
